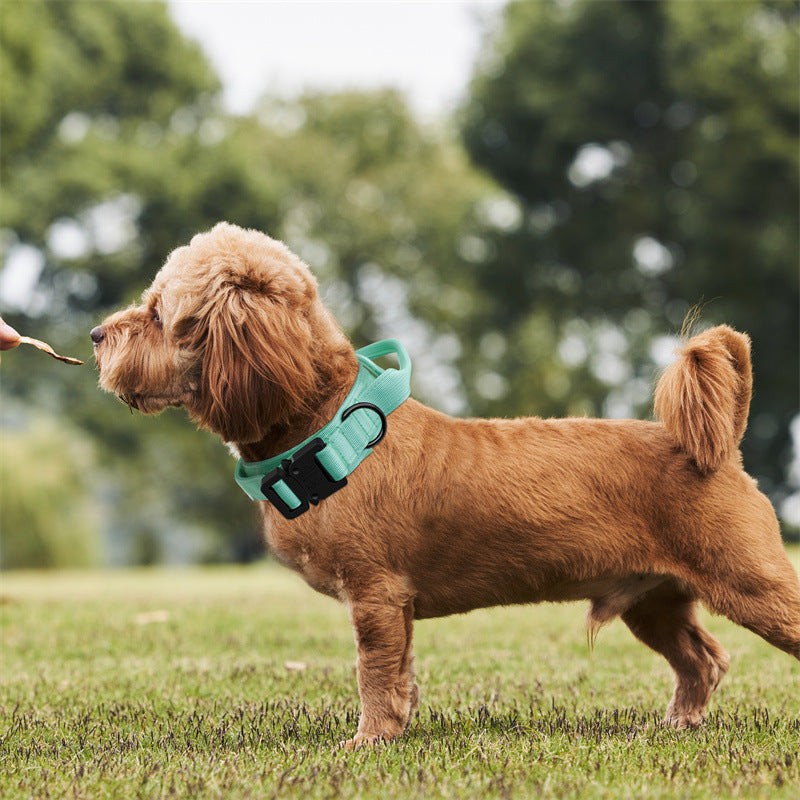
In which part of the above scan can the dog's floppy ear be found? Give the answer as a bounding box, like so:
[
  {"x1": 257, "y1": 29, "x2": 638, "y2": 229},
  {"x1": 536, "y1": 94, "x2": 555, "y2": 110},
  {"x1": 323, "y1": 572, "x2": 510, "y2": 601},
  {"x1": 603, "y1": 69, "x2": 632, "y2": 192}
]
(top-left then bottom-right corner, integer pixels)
[{"x1": 195, "y1": 285, "x2": 318, "y2": 443}]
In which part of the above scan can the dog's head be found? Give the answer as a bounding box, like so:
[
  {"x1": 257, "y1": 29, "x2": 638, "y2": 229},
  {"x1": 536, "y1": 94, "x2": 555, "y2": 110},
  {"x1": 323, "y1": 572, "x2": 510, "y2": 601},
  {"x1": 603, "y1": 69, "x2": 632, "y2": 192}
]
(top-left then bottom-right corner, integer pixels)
[{"x1": 93, "y1": 222, "x2": 326, "y2": 443}]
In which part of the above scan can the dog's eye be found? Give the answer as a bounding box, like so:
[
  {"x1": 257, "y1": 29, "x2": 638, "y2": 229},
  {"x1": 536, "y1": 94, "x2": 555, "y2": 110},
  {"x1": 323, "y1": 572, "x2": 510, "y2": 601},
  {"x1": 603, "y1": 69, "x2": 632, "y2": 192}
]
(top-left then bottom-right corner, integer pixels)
[{"x1": 152, "y1": 308, "x2": 162, "y2": 326}]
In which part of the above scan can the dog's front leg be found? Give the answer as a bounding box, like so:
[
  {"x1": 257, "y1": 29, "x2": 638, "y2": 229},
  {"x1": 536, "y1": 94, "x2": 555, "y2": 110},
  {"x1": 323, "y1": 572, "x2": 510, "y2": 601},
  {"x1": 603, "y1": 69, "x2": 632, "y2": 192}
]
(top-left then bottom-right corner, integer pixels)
[{"x1": 343, "y1": 596, "x2": 417, "y2": 750}]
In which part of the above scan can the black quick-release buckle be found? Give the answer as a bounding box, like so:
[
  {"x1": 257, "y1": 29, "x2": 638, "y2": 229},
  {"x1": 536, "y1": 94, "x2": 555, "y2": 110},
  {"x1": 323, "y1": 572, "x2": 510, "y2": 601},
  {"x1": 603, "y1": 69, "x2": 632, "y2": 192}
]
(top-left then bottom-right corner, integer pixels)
[
  {"x1": 261, "y1": 438, "x2": 347, "y2": 520},
  {"x1": 260, "y1": 402, "x2": 388, "y2": 520}
]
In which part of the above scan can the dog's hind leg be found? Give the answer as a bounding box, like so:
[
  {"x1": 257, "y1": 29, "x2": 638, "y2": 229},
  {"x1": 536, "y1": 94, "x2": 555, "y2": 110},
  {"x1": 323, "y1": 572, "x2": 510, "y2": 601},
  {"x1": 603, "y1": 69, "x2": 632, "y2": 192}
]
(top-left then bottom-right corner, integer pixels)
[
  {"x1": 343, "y1": 595, "x2": 418, "y2": 749},
  {"x1": 621, "y1": 582, "x2": 730, "y2": 729},
  {"x1": 699, "y1": 549, "x2": 800, "y2": 661},
  {"x1": 679, "y1": 493, "x2": 800, "y2": 661}
]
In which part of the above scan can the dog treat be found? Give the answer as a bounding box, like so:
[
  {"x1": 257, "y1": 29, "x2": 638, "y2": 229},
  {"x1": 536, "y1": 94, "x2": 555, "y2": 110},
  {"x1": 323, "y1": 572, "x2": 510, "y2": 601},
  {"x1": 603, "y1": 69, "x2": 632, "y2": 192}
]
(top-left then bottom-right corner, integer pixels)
[{"x1": 18, "y1": 336, "x2": 84, "y2": 365}]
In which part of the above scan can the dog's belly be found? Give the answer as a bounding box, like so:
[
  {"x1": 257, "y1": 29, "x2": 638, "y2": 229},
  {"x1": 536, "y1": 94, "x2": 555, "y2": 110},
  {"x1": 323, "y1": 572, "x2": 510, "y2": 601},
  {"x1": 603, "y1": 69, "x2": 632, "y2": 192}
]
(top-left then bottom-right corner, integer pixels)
[{"x1": 411, "y1": 570, "x2": 668, "y2": 619}]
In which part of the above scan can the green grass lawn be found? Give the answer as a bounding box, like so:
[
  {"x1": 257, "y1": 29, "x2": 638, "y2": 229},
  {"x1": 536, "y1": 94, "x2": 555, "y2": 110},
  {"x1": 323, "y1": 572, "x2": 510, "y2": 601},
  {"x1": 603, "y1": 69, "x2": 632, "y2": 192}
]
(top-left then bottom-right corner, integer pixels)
[{"x1": 2, "y1": 550, "x2": 799, "y2": 799}]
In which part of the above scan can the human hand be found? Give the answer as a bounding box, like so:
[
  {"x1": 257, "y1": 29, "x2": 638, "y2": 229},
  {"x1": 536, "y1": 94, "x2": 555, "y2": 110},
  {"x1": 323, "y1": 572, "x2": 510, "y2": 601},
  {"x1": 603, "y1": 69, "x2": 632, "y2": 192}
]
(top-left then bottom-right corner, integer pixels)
[{"x1": 0, "y1": 316, "x2": 21, "y2": 353}]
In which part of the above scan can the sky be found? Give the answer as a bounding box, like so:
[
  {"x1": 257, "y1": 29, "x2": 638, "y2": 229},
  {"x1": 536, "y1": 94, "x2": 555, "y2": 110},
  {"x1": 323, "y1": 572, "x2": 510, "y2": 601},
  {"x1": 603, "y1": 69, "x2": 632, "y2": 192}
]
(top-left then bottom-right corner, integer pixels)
[{"x1": 167, "y1": 1, "x2": 506, "y2": 118}]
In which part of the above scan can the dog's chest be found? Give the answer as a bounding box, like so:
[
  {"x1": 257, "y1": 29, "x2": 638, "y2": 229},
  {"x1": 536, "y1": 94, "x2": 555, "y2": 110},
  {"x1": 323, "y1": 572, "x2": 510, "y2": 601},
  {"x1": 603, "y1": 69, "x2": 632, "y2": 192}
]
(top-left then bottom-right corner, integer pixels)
[{"x1": 260, "y1": 507, "x2": 346, "y2": 602}]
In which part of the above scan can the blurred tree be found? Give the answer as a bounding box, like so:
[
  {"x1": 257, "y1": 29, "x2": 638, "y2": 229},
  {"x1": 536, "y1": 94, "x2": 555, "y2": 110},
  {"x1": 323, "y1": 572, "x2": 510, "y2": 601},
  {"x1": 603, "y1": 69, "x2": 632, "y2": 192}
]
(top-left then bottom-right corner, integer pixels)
[
  {"x1": 237, "y1": 92, "x2": 490, "y2": 408},
  {"x1": 0, "y1": 2, "x2": 489, "y2": 563},
  {"x1": 2, "y1": 0, "x2": 797, "y2": 564},
  {"x1": 0, "y1": 0, "x2": 280, "y2": 563},
  {"x1": 0, "y1": 417, "x2": 101, "y2": 568},
  {"x1": 461, "y1": 0, "x2": 799, "y2": 517}
]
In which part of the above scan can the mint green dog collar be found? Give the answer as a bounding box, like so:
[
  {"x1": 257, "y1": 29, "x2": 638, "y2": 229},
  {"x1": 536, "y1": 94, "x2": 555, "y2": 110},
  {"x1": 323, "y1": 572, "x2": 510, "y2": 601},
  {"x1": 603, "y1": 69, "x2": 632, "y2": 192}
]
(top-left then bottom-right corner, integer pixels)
[{"x1": 234, "y1": 339, "x2": 411, "y2": 518}]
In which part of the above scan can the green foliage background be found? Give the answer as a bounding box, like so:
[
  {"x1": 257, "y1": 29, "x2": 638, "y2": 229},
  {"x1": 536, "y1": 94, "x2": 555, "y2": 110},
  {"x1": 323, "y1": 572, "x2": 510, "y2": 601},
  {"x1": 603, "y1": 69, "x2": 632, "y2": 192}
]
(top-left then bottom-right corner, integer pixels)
[{"x1": 0, "y1": 0, "x2": 797, "y2": 566}]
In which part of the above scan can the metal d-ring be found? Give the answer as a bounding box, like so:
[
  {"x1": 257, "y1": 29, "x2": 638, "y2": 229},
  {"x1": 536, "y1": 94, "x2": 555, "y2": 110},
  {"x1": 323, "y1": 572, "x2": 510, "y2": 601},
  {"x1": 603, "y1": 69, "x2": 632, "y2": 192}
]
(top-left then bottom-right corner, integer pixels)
[{"x1": 340, "y1": 402, "x2": 388, "y2": 448}]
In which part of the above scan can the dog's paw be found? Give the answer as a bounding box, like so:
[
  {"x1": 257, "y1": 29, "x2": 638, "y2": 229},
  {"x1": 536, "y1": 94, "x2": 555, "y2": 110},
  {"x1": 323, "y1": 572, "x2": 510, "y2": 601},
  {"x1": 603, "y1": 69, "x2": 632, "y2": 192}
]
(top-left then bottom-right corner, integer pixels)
[
  {"x1": 663, "y1": 711, "x2": 705, "y2": 730},
  {"x1": 340, "y1": 732, "x2": 384, "y2": 751}
]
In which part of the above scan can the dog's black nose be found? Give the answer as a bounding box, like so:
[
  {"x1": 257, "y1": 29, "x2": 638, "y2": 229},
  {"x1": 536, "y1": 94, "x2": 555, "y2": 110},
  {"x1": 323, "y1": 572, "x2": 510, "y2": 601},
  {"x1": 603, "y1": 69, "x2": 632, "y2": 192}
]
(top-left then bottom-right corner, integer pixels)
[{"x1": 90, "y1": 326, "x2": 105, "y2": 345}]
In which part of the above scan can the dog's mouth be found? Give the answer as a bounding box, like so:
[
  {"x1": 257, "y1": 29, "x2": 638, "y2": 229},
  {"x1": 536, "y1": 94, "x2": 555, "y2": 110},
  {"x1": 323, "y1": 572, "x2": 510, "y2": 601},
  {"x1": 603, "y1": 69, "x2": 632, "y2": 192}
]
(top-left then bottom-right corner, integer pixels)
[
  {"x1": 118, "y1": 392, "x2": 145, "y2": 413},
  {"x1": 116, "y1": 392, "x2": 149, "y2": 414},
  {"x1": 115, "y1": 392, "x2": 186, "y2": 414},
  {"x1": 92, "y1": 329, "x2": 200, "y2": 416}
]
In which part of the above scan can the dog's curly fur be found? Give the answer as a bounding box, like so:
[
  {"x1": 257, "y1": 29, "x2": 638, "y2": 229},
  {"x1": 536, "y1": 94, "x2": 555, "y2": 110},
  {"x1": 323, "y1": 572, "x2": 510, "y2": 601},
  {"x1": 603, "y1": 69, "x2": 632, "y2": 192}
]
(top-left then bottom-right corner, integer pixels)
[{"x1": 94, "y1": 222, "x2": 800, "y2": 748}]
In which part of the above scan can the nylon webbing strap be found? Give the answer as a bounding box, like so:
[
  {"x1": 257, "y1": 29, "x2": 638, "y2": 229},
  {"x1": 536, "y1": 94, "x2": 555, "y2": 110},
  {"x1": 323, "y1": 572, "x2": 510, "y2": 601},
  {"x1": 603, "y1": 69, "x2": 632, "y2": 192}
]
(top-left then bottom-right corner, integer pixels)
[{"x1": 234, "y1": 339, "x2": 411, "y2": 516}]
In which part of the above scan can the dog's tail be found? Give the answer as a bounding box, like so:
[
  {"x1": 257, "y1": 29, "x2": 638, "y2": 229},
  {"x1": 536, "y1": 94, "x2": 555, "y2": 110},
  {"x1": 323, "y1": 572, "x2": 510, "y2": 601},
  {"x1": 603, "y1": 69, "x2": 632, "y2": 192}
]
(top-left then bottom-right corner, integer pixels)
[{"x1": 654, "y1": 324, "x2": 752, "y2": 474}]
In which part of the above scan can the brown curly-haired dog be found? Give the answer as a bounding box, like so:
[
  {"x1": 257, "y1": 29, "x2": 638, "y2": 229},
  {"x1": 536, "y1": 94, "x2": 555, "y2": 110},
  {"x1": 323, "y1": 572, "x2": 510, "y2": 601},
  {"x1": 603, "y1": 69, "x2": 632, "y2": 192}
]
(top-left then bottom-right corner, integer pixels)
[{"x1": 93, "y1": 222, "x2": 800, "y2": 748}]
